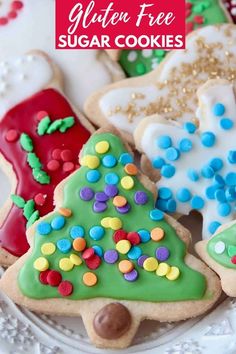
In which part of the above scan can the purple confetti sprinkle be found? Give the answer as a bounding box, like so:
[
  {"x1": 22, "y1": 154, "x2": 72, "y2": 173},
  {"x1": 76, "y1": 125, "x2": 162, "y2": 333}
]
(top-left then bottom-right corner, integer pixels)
[
  {"x1": 93, "y1": 201, "x2": 107, "y2": 213},
  {"x1": 116, "y1": 203, "x2": 131, "y2": 214},
  {"x1": 79, "y1": 187, "x2": 94, "y2": 201},
  {"x1": 95, "y1": 192, "x2": 109, "y2": 202},
  {"x1": 137, "y1": 255, "x2": 149, "y2": 267},
  {"x1": 155, "y1": 247, "x2": 170, "y2": 261},
  {"x1": 124, "y1": 269, "x2": 139, "y2": 282},
  {"x1": 104, "y1": 184, "x2": 118, "y2": 197},
  {"x1": 134, "y1": 191, "x2": 148, "y2": 205},
  {"x1": 104, "y1": 249, "x2": 119, "y2": 264}
]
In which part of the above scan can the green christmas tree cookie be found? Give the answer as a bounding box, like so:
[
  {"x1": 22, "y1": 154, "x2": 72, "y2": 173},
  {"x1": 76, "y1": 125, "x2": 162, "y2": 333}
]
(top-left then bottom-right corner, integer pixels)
[
  {"x1": 0, "y1": 127, "x2": 221, "y2": 349},
  {"x1": 196, "y1": 221, "x2": 236, "y2": 297}
]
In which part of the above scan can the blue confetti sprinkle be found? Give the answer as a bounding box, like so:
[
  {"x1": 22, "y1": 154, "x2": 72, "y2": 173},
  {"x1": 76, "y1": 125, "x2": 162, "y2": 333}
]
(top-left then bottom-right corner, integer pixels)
[
  {"x1": 89, "y1": 226, "x2": 105, "y2": 240},
  {"x1": 105, "y1": 172, "x2": 119, "y2": 185},
  {"x1": 201, "y1": 165, "x2": 215, "y2": 179},
  {"x1": 184, "y1": 122, "x2": 197, "y2": 134},
  {"x1": 179, "y1": 138, "x2": 192, "y2": 152},
  {"x1": 138, "y1": 229, "x2": 151, "y2": 243},
  {"x1": 149, "y1": 209, "x2": 164, "y2": 221},
  {"x1": 161, "y1": 164, "x2": 176, "y2": 178},
  {"x1": 217, "y1": 202, "x2": 231, "y2": 217},
  {"x1": 92, "y1": 245, "x2": 104, "y2": 257},
  {"x1": 166, "y1": 199, "x2": 177, "y2": 212},
  {"x1": 212, "y1": 103, "x2": 225, "y2": 116},
  {"x1": 176, "y1": 188, "x2": 192, "y2": 202},
  {"x1": 215, "y1": 189, "x2": 226, "y2": 203},
  {"x1": 213, "y1": 174, "x2": 225, "y2": 187},
  {"x1": 191, "y1": 196, "x2": 205, "y2": 210},
  {"x1": 201, "y1": 132, "x2": 216, "y2": 147},
  {"x1": 225, "y1": 187, "x2": 236, "y2": 202},
  {"x1": 156, "y1": 199, "x2": 168, "y2": 211},
  {"x1": 57, "y1": 238, "x2": 72, "y2": 253},
  {"x1": 152, "y1": 157, "x2": 165, "y2": 169},
  {"x1": 208, "y1": 221, "x2": 221, "y2": 234},
  {"x1": 187, "y1": 168, "x2": 199, "y2": 182},
  {"x1": 165, "y1": 147, "x2": 180, "y2": 161},
  {"x1": 51, "y1": 216, "x2": 65, "y2": 230},
  {"x1": 70, "y1": 225, "x2": 85, "y2": 239},
  {"x1": 37, "y1": 222, "x2": 51, "y2": 235},
  {"x1": 228, "y1": 151, "x2": 236, "y2": 164},
  {"x1": 158, "y1": 187, "x2": 172, "y2": 200},
  {"x1": 102, "y1": 154, "x2": 117, "y2": 168},
  {"x1": 205, "y1": 185, "x2": 218, "y2": 200},
  {"x1": 220, "y1": 118, "x2": 234, "y2": 130},
  {"x1": 209, "y1": 158, "x2": 223, "y2": 172},
  {"x1": 119, "y1": 153, "x2": 133, "y2": 165},
  {"x1": 128, "y1": 246, "x2": 142, "y2": 260},
  {"x1": 225, "y1": 172, "x2": 236, "y2": 186},
  {"x1": 86, "y1": 169, "x2": 101, "y2": 183},
  {"x1": 157, "y1": 135, "x2": 172, "y2": 149}
]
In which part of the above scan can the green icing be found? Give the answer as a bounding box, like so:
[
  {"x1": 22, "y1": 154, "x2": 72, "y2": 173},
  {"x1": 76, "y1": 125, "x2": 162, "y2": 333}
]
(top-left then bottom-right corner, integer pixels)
[
  {"x1": 18, "y1": 133, "x2": 207, "y2": 302},
  {"x1": 11, "y1": 194, "x2": 40, "y2": 227},
  {"x1": 207, "y1": 223, "x2": 236, "y2": 268},
  {"x1": 32, "y1": 168, "x2": 50, "y2": 185},
  {"x1": 119, "y1": 0, "x2": 229, "y2": 77},
  {"x1": 27, "y1": 210, "x2": 40, "y2": 229},
  {"x1": 23, "y1": 200, "x2": 35, "y2": 220},
  {"x1": 11, "y1": 194, "x2": 25, "y2": 208},
  {"x1": 20, "y1": 133, "x2": 33, "y2": 152},
  {"x1": 37, "y1": 117, "x2": 51, "y2": 136},
  {"x1": 27, "y1": 153, "x2": 42, "y2": 169},
  {"x1": 37, "y1": 116, "x2": 75, "y2": 135}
]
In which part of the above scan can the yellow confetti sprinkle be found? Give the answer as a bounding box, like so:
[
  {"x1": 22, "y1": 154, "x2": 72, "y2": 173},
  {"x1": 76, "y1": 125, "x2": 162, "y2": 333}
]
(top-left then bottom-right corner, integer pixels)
[
  {"x1": 95, "y1": 141, "x2": 110, "y2": 154},
  {"x1": 70, "y1": 254, "x2": 82, "y2": 266},
  {"x1": 81, "y1": 155, "x2": 100, "y2": 169},
  {"x1": 109, "y1": 217, "x2": 122, "y2": 230},
  {"x1": 143, "y1": 257, "x2": 158, "y2": 272},
  {"x1": 121, "y1": 176, "x2": 134, "y2": 190},
  {"x1": 101, "y1": 217, "x2": 112, "y2": 228},
  {"x1": 156, "y1": 263, "x2": 170, "y2": 277},
  {"x1": 34, "y1": 257, "x2": 49, "y2": 271},
  {"x1": 59, "y1": 258, "x2": 74, "y2": 271},
  {"x1": 41, "y1": 242, "x2": 56, "y2": 256},
  {"x1": 116, "y1": 240, "x2": 131, "y2": 254},
  {"x1": 166, "y1": 266, "x2": 180, "y2": 280}
]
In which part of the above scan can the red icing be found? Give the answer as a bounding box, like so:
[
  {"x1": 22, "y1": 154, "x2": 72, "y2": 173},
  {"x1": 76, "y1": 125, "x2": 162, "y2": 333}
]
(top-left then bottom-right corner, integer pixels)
[
  {"x1": 52, "y1": 148, "x2": 62, "y2": 160},
  {"x1": 58, "y1": 281, "x2": 73, "y2": 296},
  {"x1": 34, "y1": 193, "x2": 46, "y2": 206},
  {"x1": 37, "y1": 110, "x2": 48, "y2": 121},
  {"x1": 47, "y1": 159, "x2": 60, "y2": 171},
  {"x1": 63, "y1": 161, "x2": 75, "y2": 172},
  {"x1": 61, "y1": 149, "x2": 73, "y2": 162},
  {"x1": 5, "y1": 129, "x2": 19, "y2": 142},
  {"x1": 0, "y1": 88, "x2": 91, "y2": 257}
]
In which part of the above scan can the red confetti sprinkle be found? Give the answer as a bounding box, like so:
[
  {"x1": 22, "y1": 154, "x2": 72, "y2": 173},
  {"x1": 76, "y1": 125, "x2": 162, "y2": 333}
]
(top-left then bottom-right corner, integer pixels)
[
  {"x1": 36, "y1": 110, "x2": 48, "y2": 121},
  {"x1": 231, "y1": 256, "x2": 236, "y2": 264},
  {"x1": 47, "y1": 270, "x2": 62, "y2": 287},
  {"x1": 194, "y1": 15, "x2": 204, "y2": 24},
  {"x1": 113, "y1": 229, "x2": 127, "y2": 243},
  {"x1": 61, "y1": 149, "x2": 73, "y2": 162},
  {"x1": 186, "y1": 22, "x2": 194, "y2": 34},
  {"x1": 11, "y1": 1, "x2": 24, "y2": 10},
  {"x1": 47, "y1": 159, "x2": 60, "y2": 171},
  {"x1": 127, "y1": 232, "x2": 141, "y2": 245},
  {"x1": 5, "y1": 129, "x2": 19, "y2": 142},
  {"x1": 186, "y1": 2, "x2": 192, "y2": 9},
  {"x1": 185, "y1": 9, "x2": 191, "y2": 18},
  {"x1": 82, "y1": 248, "x2": 95, "y2": 260},
  {"x1": 51, "y1": 148, "x2": 62, "y2": 160},
  {"x1": 39, "y1": 270, "x2": 50, "y2": 285},
  {"x1": 63, "y1": 162, "x2": 75, "y2": 172},
  {"x1": 8, "y1": 10, "x2": 17, "y2": 19},
  {"x1": 58, "y1": 281, "x2": 73, "y2": 296},
  {"x1": 34, "y1": 193, "x2": 47, "y2": 206},
  {"x1": 85, "y1": 254, "x2": 101, "y2": 270},
  {"x1": 0, "y1": 17, "x2": 8, "y2": 25}
]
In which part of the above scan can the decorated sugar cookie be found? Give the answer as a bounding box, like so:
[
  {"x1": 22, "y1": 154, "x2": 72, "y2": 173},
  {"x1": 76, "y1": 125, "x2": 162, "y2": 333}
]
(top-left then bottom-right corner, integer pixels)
[
  {"x1": 0, "y1": 52, "x2": 93, "y2": 266},
  {"x1": 223, "y1": 0, "x2": 236, "y2": 22},
  {"x1": 196, "y1": 220, "x2": 236, "y2": 296},
  {"x1": 0, "y1": 0, "x2": 124, "y2": 109},
  {"x1": 85, "y1": 24, "x2": 236, "y2": 143},
  {"x1": 134, "y1": 79, "x2": 236, "y2": 239},
  {"x1": 106, "y1": 0, "x2": 231, "y2": 77},
  {"x1": 0, "y1": 127, "x2": 221, "y2": 349}
]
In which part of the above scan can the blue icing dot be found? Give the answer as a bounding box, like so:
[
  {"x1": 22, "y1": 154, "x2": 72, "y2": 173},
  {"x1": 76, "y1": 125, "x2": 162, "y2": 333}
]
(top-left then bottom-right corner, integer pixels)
[
  {"x1": 155, "y1": 199, "x2": 168, "y2": 211},
  {"x1": 102, "y1": 154, "x2": 117, "y2": 168},
  {"x1": 208, "y1": 221, "x2": 221, "y2": 235},
  {"x1": 213, "y1": 174, "x2": 225, "y2": 187},
  {"x1": 138, "y1": 229, "x2": 151, "y2": 243},
  {"x1": 176, "y1": 188, "x2": 192, "y2": 202},
  {"x1": 225, "y1": 187, "x2": 236, "y2": 202},
  {"x1": 212, "y1": 102, "x2": 225, "y2": 116},
  {"x1": 86, "y1": 169, "x2": 101, "y2": 183},
  {"x1": 57, "y1": 238, "x2": 72, "y2": 253},
  {"x1": 158, "y1": 187, "x2": 172, "y2": 200},
  {"x1": 205, "y1": 185, "x2": 218, "y2": 200},
  {"x1": 201, "y1": 132, "x2": 216, "y2": 147},
  {"x1": 128, "y1": 246, "x2": 142, "y2": 260},
  {"x1": 89, "y1": 226, "x2": 105, "y2": 240},
  {"x1": 179, "y1": 138, "x2": 192, "y2": 152},
  {"x1": 161, "y1": 164, "x2": 175, "y2": 178},
  {"x1": 119, "y1": 153, "x2": 133, "y2": 165},
  {"x1": 92, "y1": 245, "x2": 103, "y2": 257},
  {"x1": 217, "y1": 202, "x2": 231, "y2": 217},
  {"x1": 184, "y1": 122, "x2": 197, "y2": 134},
  {"x1": 201, "y1": 165, "x2": 215, "y2": 179},
  {"x1": 191, "y1": 196, "x2": 205, "y2": 210},
  {"x1": 215, "y1": 189, "x2": 226, "y2": 203},
  {"x1": 166, "y1": 199, "x2": 176, "y2": 212},
  {"x1": 37, "y1": 222, "x2": 51, "y2": 235},
  {"x1": 105, "y1": 172, "x2": 119, "y2": 185},
  {"x1": 228, "y1": 151, "x2": 236, "y2": 164},
  {"x1": 187, "y1": 168, "x2": 199, "y2": 182},
  {"x1": 157, "y1": 135, "x2": 172, "y2": 149},
  {"x1": 51, "y1": 216, "x2": 65, "y2": 230},
  {"x1": 149, "y1": 209, "x2": 164, "y2": 221},
  {"x1": 165, "y1": 147, "x2": 180, "y2": 161},
  {"x1": 225, "y1": 172, "x2": 236, "y2": 186},
  {"x1": 209, "y1": 158, "x2": 223, "y2": 172},
  {"x1": 70, "y1": 225, "x2": 85, "y2": 239},
  {"x1": 220, "y1": 118, "x2": 234, "y2": 130},
  {"x1": 152, "y1": 157, "x2": 165, "y2": 169}
]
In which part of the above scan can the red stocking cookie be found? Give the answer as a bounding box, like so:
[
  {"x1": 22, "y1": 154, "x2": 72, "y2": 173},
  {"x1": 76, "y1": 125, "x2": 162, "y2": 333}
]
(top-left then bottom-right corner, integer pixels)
[{"x1": 0, "y1": 51, "x2": 94, "y2": 266}]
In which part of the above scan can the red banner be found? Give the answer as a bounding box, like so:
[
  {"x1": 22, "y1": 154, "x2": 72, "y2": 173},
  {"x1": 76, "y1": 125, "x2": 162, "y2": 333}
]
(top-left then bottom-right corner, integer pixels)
[{"x1": 55, "y1": 0, "x2": 185, "y2": 50}]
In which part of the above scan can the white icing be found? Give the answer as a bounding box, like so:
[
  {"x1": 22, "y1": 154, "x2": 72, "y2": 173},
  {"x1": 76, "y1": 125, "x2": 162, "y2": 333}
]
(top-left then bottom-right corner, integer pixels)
[
  {"x1": 98, "y1": 25, "x2": 236, "y2": 134},
  {"x1": 214, "y1": 241, "x2": 226, "y2": 254},
  {"x1": 139, "y1": 81, "x2": 236, "y2": 239},
  {"x1": 0, "y1": 54, "x2": 52, "y2": 118},
  {"x1": 0, "y1": 0, "x2": 113, "y2": 110},
  {"x1": 127, "y1": 51, "x2": 137, "y2": 62}
]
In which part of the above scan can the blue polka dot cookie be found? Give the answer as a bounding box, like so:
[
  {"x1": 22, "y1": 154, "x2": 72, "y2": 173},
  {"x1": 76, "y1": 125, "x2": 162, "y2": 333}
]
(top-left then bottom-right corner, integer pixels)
[{"x1": 134, "y1": 79, "x2": 236, "y2": 239}]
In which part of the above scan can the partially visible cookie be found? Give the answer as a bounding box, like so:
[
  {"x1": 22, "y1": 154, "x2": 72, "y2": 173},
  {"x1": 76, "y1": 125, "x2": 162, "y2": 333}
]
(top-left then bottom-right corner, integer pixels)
[
  {"x1": 0, "y1": 51, "x2": 94, "y2": 266},
  {"x1": 85, "y1": 24, "x2": 236, "y2": 144},
  {"x1": 0, "y1": 126, "x2": 221, "y2": 349},
  {"x1": 223, "y1": 0, "x2": 236, "y2": 22}
]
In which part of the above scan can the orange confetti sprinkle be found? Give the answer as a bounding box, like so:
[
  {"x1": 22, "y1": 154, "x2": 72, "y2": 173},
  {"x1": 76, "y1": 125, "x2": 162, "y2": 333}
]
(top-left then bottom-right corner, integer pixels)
[
  {"x1": 124, "y1": 163, "x2": 138, "y2": 176},
  {"x1": 73, "y1": 238, "x2": 86, "y2": 252},
  {"x1": 83, "y1": 272, "x2": 98, "y2": 286},
  {"x1": 113, "y1": 195, "x2": 127, "y2": 207}
]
